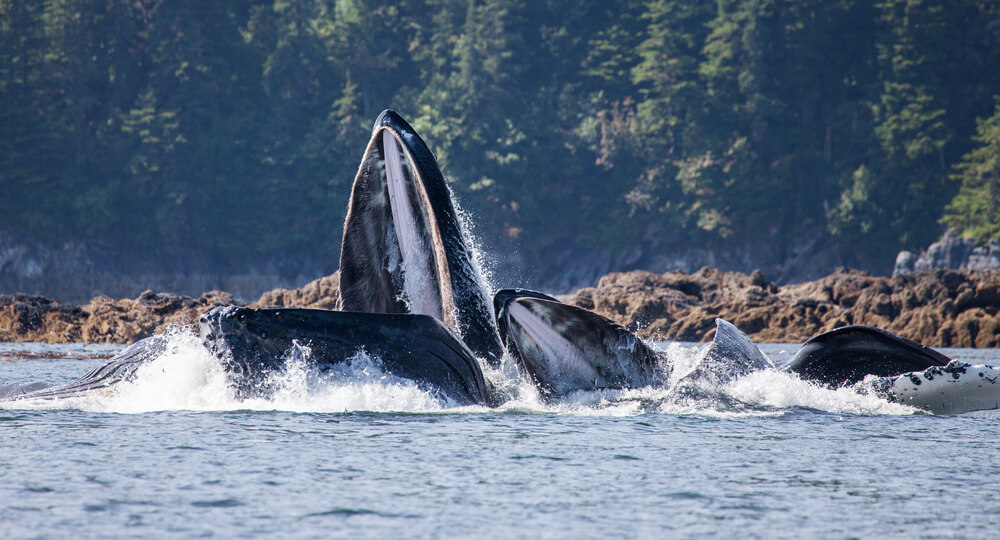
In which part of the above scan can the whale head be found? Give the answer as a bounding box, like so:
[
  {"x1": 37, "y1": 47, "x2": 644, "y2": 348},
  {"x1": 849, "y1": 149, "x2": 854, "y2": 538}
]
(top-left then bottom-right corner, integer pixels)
[
  {"x1": 493, "y1": 288, "x2": 665, "y2": 398},
  {"x1": 339, "y1": 110, "x2": 503, "y2": 365}
]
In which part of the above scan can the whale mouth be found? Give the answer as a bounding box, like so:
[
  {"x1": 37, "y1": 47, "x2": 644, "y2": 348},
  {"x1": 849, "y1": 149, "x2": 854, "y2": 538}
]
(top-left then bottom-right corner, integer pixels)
[
  {"x1": 339, "y1": 111, "x2": 455, "y2": 329},
  {"x1": 338, "y1": 110, "x2": 503, "y2": 365},
  {"x1": 494, "y1": 289, "x2": 664, "y2": 398}
]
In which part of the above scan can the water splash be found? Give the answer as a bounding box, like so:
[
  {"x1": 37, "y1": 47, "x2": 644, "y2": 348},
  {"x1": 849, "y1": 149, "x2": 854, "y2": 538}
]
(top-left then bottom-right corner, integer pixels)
[
  {"x1": 726, "y1": 369, "x2": 919, "y2": 416},
  {"x1": 451, "y1": 186, "x2": 497, "y2": 297},
  {"x1": 4, "y1": 331, "x2": 919, "y2": 417}
]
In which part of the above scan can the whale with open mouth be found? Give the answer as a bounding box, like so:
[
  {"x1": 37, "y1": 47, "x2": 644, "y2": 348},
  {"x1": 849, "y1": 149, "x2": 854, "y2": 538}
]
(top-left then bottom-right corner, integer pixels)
[
  {"x1": 3, "y1": 109, "x2": 1000, "y2": 414},
  {"x1": 339, "y1": 110, "x2": 503, "y2": 366},
  {"x1": 2, "y1": 110, "x2": 503, "y2": 406},
  {"x1": 493, "y1": 288, "x2": 772, "y2": 401},
  {"x1": 493, "y1": 288, "x2": 1000, "y2": 413}
]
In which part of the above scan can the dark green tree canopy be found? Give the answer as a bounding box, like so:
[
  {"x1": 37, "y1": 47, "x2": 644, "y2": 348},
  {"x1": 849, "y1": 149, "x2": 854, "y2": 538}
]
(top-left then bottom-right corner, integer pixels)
[{"x1": 2, "y1": 0, "x2": 999, "y2": 269}]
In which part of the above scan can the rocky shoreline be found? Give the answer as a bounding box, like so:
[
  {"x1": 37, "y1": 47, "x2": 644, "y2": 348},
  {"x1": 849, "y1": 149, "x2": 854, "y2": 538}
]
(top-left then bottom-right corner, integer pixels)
[{"x1": 2, "y1": 268, "x2": 999, "y2": 348}]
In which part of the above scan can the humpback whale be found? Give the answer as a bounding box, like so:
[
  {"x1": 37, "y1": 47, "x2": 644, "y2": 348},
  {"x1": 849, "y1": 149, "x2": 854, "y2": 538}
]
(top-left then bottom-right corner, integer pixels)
[
  {"x1": 2, "y1": 110, "x2": 502, "y2": 406},
  {"x1": 494, "y1": 288, "x2": 665, "y2": 397},
  {"x1": 783, "y1": 325, "x2": 1000, "y2": 414},
  {"x1": 493, "y1": 288, "x2": 772, "y2": 399},
  {"x1": 493, "y1": 288, "x2": 1000, "y2": 413},
  {"x1": 339, "y1": 110, "x2": 503, "y2": 365},
  {"x1": 4, "y1": 108, "x2": 1000, "y2": 414},
  {"x1": 2, "y1": 307, "x2": 497, "y2": 406},
  {"x1": 199, "y1": 307, "x2": 497, "y2": 406}
]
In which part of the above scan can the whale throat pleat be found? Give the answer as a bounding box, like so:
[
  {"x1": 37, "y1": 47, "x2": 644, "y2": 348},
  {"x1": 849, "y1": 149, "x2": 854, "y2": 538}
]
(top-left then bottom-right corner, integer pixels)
[
  {"x1": 509, "y1": 301, "x2": 602, "y2": 389},
  {"x1": 383, "y1": 130, "x2": 443, "y2": 321}
]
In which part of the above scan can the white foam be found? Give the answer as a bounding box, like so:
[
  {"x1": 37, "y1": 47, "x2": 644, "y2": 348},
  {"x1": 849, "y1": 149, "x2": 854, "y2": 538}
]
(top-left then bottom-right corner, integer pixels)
[
  {"x1": 726, "y1": 369, "x2": 918, "y2": 415},
  {"x1": 9, "y1": 330, "x2": 448, "y2": 414},
  {"x1": 5, "y1": 332, "x2": 918, "y2": 417}
]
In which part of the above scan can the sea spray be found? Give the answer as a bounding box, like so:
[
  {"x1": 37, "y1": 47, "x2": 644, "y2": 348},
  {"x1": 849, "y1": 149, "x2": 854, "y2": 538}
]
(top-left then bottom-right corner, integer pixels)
[
  {"x1": 91, "y1": 327, "x2": 235, "y2": 413},
  {"x1": 726, "y1": 369, "x2": 918, "y2": 416},
  {"x1": 3, "y1": 330, "x2": 918, "y2": 417},
  {"x1": 252, "y1": 348, "x2": 450, "y2": 413},
  {"x1": 452, "y1": 193, "x2": 498, "y2": 298}
]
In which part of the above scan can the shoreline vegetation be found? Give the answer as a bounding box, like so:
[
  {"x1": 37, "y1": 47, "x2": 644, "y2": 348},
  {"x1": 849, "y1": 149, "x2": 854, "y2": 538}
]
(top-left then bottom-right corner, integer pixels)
[
  {"x1": 3, "y1": 267, "x2": 998, "y2": 348},
  {"x1": 3, "y1": 2, "x2": 1000, "y2": 280}
]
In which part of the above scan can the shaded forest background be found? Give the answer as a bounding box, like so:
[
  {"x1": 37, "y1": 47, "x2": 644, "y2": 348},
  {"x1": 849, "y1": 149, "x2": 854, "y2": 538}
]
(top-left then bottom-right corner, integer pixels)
[{"x1": 3, "y1": 0, "x2": 1000, "y2": 285}]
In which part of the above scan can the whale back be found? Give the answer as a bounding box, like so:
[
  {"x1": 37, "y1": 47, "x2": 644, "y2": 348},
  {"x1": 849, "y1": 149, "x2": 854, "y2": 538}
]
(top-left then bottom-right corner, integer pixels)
[{"x1": 785, "y1": 325, "x2": 951, "y2": 387}]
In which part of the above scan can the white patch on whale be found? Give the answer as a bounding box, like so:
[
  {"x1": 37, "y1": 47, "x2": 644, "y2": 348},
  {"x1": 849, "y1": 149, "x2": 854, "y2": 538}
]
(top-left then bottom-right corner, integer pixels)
[{"x1": 383, "y1": 130, "x2": 442, "y2": 320}]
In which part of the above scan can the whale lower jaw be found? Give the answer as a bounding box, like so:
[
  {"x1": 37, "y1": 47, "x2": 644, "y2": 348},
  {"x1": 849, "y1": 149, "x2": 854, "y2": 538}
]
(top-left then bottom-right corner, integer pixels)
[
  {"x1": 494, "y1": 289, "x2": 664, "y2": 398},
  {"x1": 198, "y1": 306, "x2": 497, "y2": 406}
]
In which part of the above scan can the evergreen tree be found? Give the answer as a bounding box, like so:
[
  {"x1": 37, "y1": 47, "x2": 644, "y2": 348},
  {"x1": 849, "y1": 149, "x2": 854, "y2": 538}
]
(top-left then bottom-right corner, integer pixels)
[{"x1": 942, "y1": 100, "x2": 1000, "y2": 244}]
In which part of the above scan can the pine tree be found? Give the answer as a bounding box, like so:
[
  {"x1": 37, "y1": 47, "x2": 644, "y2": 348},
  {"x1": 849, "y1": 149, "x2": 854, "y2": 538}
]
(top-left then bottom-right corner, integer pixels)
[{"x1": 942, "y1": 100, "x2": 1000, "y2": 244}]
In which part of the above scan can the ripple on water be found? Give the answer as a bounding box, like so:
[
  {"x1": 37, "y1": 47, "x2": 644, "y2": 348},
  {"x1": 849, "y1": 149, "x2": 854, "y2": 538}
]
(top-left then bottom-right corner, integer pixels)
[{"x1": 2, "y1": 342, "x2": 1000, "y2": 538}]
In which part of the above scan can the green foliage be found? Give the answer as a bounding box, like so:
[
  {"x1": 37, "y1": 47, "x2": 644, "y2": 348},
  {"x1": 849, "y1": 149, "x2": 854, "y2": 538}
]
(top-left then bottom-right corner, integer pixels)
[
  {"x1": 942, "y1": 100, "x2": 1000, "y2": 244},
  {"x1": 1, "y1": 0, "x2": 999, "y2": 267}
]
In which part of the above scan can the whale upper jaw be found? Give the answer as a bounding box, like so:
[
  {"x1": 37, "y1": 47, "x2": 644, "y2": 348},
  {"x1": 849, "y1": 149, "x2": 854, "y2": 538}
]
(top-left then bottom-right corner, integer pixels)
[{"x1": 339, "y1": 110, "x2": 503, "y2": 365}]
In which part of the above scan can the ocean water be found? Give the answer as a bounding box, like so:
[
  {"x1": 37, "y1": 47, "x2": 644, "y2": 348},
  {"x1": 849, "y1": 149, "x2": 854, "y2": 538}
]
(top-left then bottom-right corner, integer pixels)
[{"x1": 2, "y1": 337, "x2": 999, "y2": 538}]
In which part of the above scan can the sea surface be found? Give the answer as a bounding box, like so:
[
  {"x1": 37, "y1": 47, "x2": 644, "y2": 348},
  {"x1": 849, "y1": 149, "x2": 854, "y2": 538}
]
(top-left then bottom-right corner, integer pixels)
[{"x1": 1, "y1": 337, "x2": 999, "y2": 539}]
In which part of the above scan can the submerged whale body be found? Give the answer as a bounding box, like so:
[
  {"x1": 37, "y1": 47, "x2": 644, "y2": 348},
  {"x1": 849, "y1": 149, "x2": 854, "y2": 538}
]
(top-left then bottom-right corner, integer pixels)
[
  {"x1": 0, "y1": 336, "x2": 167, "y2": 401},
  {"x1": 784, "y1": 325, "x2": 951, "y2": 387}
]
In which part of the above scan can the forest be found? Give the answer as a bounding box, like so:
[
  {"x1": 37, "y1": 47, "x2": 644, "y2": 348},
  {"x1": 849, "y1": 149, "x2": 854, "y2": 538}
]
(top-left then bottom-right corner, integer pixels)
[{"x1": 2, "y1": 0, "x2": 1000, "y2": 272}]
